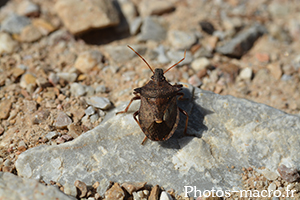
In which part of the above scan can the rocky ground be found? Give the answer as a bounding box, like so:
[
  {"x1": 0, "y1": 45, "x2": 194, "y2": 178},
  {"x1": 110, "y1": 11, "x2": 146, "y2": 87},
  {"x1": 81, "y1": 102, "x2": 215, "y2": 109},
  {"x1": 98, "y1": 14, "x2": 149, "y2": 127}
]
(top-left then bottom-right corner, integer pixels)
[{"x1": 0, "y1": 0, "x2": 300, "y2": 199}]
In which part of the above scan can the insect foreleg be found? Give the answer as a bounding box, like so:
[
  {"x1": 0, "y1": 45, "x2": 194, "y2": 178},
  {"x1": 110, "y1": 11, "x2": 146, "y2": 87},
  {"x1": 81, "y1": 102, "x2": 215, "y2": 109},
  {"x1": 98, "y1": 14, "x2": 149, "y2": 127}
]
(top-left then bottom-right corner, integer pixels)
[{"x1": 116, "y1": 95, "x2": 141, "y2": 115}]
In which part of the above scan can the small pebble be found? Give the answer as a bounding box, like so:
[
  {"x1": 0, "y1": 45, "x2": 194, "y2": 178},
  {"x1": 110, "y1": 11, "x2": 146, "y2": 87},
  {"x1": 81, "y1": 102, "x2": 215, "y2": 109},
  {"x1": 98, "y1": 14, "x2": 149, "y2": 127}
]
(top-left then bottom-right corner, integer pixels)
[
  {"x1": 18, "y1": 140, "x2": 27, "y2": 149},
  {"x1": 85, "y1": 96, "x2": 111, "y2": 110},
  {"x1": 130, "y1": 17, "x2": 142, "y2": 35},
  {"x1": 143, "y1": 190, "x2": 149, "y2": 196},
  {"x1": 0, "y1": 32, "x2": 19, "y2": 54},
  {"x1": 56, "y1": 137, "x2": 65, "y2": 144},
  {"x1": 20, "y1": 73, "x2": 37, "y2": 88},
  {"x1": 61, "y1": 135, "x2": 73, "y2": 141},
  {"x1": 74, "y1": 180, "x2": 88, "y2": 198},
  {"x1": 12, "y1": 67, "x2": 25, "y2": 78},
  {"x1": 188, "y1": 74, "x2": 202, "y2": 87},
  {"x1": 137, "y1": 190, "x2": 146, "y2": 198},
  {"x1": 90, "y1": 113, "x2": 99, "y2": 123},
  {"x1": 32, "y1": 110, "x2": 50, "y2": 124},
  {"x1": 121, "y1": 182, "x2": 147, "y2": 195},
  {"x1": 48, "y1": 73, "x2": 60, "y2": 85},
  {"x1": 54, "y1": 112, "x2": 72, "y2": 129},
  {"x1": 67, "y1": 123, "x2": 82, "y2": 138},
  {"x1": 160, "y1": 191, "x2": 172, "y2": 200},
  {"x1": 105, "y1": 183, "x2": 125, "y2": 200},
  {"x1": 239, "y1": 67, "x2": 253, "y2": 80},
  {"x1": 95, "y1": 85, "x2": 107, "y2": 93},
  {"x1": 0, "y1": 99, "x2": 12, "y2": 120},
  {"x1": 281, "y1": 74, "x2": 292, "y2": 81},
  {"x1": 45, "y1": 131, "x2": 60, "y2": 140},
  {"x1": 199, "y1": 20, "x2": 215, "y2": 35},
  {"x1": 278, "y1": 164, "x2": 300, "y2": 182},
  {"x1": 74, "y1": 50, "x2": 103, "y2": 73},
  {"x1": 268, "y1": 182, "x2": 277, "y2": 191},
  {"x1": 3, "y1": 159, "x2": 12, "y2": 167},
  {"x1": 36, "y1": 77, "x2": 50, "y2": 88},
  {"x1": 20, "y1": 24, "x2": 43, "y2": 42},
  {"x1": 98, "y1": 109, "x2": 106, "y2": 117},
  {"x1": 1, "y1": 14, "x2": 31, "y2": 34},
  {"x1": 70, "y1": 83, "x2": 86, "y2": 97},
  {"x1": 57, "y1": 72, "x2": 77, "y2": 82},
  {"x1": 85, "y1": 106, "x2": 95, "y2": 116},
  {"x1": 149, "y1": 185, "x2": 160, "y2": 200},
  {"x1": 191, "y1": 57, "x2": 211, "y2": 71},
  {"x1": 267, "y1": 63, "x2": 282, "y2": 80},
  {"x1": 24, "y1": 100, "x2": 37, "y2": 113},
  {"x1": 261, "y1": 169, "x2": 279, "y2": 181}
]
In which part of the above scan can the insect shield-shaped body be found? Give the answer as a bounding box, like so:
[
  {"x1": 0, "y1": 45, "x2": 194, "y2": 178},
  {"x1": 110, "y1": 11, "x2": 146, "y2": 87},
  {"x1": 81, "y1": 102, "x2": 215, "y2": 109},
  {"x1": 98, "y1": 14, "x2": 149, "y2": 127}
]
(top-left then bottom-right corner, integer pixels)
[{"x1": 117, "y1": 45, "x2": 189, "y2": 145}]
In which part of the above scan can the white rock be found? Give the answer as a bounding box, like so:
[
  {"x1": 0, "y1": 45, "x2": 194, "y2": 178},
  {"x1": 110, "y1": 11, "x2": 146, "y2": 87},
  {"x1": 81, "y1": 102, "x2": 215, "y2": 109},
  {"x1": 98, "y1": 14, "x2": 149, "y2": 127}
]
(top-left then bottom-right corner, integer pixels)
[
  {"x1": 90, "y1": 113, "x2": 99, "y2": 123},
  {"x1": 0, "y1": 32, "x2": 18, "y2": 54},
  {"x1": 191, "y1": 57, "x2": 211, "y2": 71},
  {"x1": 45, "y1": 131, "x2": 60, "y2": 140},
  {"x1": 130, "y1": 17, "x2": 142, "y2": 35},
  {"x1": 268, "y1": 182, "x2": 277, "y2": 192},
  {"x1": 239, "y1": 67, "x2": 253, "y2": 80},
  {"x1": 160, "y1": 191, "x2": 172, "y2": 200},
  {"x1": 85, "y1": 97, "x2": 111, "y2": 110},
  {"x1": 261, "y1": 168, "x2": 279, "y2": 181},
  {"x1": 85, "y1": 106, "x2": 95, "y2": 116},
  {"x1": 56, "y1": 72, "x2": 77, "y2": 82},
  {"x1": 70, "y1": 83, "x2": 86, "y2": 97}
]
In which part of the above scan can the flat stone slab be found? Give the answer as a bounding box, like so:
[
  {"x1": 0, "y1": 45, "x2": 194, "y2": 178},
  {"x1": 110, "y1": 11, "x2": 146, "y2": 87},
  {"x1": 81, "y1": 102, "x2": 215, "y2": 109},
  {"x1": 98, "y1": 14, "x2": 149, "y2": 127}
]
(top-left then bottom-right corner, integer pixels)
[
  {"x1": 15, "y1": 84, "x2": 300, "y2": 197},
  {"x1": 0, "y1": 172, "x2": 76, "y2": 200}
]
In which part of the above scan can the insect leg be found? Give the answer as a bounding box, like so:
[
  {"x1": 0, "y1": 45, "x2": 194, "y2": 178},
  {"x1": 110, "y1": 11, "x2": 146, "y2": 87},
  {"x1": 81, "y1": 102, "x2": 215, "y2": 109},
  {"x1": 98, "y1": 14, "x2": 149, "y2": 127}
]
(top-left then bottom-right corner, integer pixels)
[
  {"x1": 173, "y1": 83, "x2": 183, "y2": 88},
  {"x1": 133, "y1": 110, "x2": 148, "y2": 145},
  {"x1": 177, "y1": 92, "x2": 188, "y2": 101},
  {"x1": 141, "y1": 136, "x2": 148, "y2": 145},
  {"x1": 178, "y1": 107, "x2": 189, "y2": 135},
  {"x1": 116, "y1": 95, "x2": 140, "y2": 115}
]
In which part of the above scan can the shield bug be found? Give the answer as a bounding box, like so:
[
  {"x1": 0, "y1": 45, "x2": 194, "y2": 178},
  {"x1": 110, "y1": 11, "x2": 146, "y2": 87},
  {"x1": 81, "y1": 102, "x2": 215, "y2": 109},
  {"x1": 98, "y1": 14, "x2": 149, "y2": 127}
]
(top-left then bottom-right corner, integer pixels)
[{"x1": 117, "y1": 45, "x2": 189, "y2": 145}]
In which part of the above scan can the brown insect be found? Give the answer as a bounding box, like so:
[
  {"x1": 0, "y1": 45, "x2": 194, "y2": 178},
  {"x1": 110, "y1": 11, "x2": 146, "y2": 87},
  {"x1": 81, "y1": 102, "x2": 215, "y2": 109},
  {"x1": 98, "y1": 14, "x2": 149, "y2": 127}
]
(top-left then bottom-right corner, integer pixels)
[{"x1": 116, "y1": 45, "x2": 189, "y2": 145}]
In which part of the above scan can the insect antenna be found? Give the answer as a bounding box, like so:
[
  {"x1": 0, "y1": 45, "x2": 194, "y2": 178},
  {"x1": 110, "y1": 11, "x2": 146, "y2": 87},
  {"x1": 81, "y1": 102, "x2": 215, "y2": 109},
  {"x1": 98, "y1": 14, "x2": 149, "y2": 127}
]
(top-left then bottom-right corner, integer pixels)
[
  {"x1": 163, "y1": 50, "x2": 186, "y2": 74},
  {"x1": 127, "y1": 45, "x2": 154, "y2": 74}
]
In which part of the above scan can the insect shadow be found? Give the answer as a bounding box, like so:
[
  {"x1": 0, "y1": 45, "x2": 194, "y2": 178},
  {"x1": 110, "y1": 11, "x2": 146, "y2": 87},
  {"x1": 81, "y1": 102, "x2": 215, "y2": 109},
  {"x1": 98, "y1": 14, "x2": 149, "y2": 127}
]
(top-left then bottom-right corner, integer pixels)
[{"x1": 158, "y1": 88, "x2": 212, "y2": 149}]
